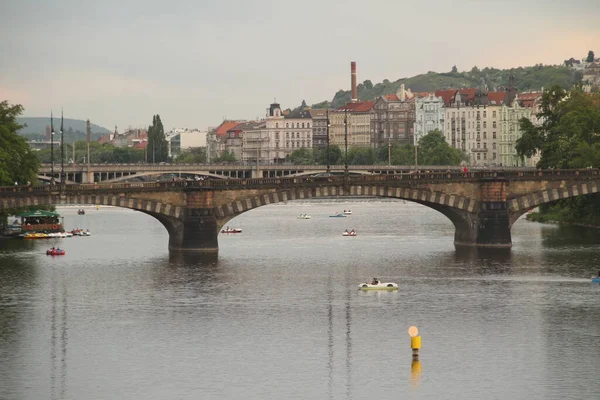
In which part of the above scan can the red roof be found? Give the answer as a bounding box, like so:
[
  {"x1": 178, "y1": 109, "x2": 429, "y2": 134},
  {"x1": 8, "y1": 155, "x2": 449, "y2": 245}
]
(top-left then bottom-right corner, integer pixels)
[
  {"x1": 213, "y1": 121, "x2": 241, "y2": 137},
  {"x1": 435, "y1": 90, "x2": 457, "y2": 106},
  {"x1": 98, "y1": 133, "x2": 112, "y2": 144},
  {"x1": 335, "y1": 101, "x2": 374, "y2": 112},
  {"x1": 383, "y1": 94, "x2": 399, "y2": 101},
  {"x1": 487, "y1": 91, "x2": 507, "y2": 105}
]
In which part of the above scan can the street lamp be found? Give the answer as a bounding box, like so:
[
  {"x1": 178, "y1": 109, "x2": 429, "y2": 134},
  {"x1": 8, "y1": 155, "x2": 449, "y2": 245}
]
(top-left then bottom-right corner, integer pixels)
[
  {"x1": 50, "y1": 111, "x2": 55, "y2": 185},
  {"x1": 326, "y1": 109, "x2": 331, "y2": 173},
  {"x1": 60, "y1": 110, "x2": 65, "y2": 187},
  {"x1": 344, "y1": 105, "x2": 348, "y2": 176}
]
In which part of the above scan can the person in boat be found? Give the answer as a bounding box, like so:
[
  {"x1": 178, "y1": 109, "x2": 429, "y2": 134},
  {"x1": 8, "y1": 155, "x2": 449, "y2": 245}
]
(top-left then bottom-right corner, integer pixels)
[
  {"x1": 51, "y1": 247, "x2": 55, "y2": 251},
  {"x1": 344, "y1": 229, "x2": 348, "y2": 233},
  {"x1": 371, "y1": 278, "x2": 379, "y2": 285}
]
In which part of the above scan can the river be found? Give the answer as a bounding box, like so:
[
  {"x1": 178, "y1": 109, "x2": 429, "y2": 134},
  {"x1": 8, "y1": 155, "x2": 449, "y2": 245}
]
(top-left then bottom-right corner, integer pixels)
[{"x1": 1, "y1": 200, "x2": 599, "y2": 400}]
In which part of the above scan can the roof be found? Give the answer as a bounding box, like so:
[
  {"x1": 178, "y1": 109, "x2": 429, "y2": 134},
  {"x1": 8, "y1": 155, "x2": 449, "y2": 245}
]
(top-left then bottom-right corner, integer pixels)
[
  {"x1": 284, "y1": 108, "x2": 312, "y2": 119},
  {"x1": 98, "y1": 133, "x2": 112, "y2": 144},
  {"x1": 335, "y1": 101, "x2": 374, "y2": 113},
  {"x1": 308, "y1": 109, "x2": 329, "y2": 118},
  {"x1": 132, "y1": 142, "x2": 147, "y2": 150},
  {"x1": 20, "y1": 210, "x2": 60, "y2": 217},
  {"x1": 383, "y1": 94, "x2": 399, "y2": 101},
  {"x1": 518, "y1": 92, "x2": 542, "y2": 108},
  {"x1": 213, "y1": 121, "x2": 242, "y2": 137},
  {"x1": 487, "y1": 91, "x2": 507, "y2": 105}
]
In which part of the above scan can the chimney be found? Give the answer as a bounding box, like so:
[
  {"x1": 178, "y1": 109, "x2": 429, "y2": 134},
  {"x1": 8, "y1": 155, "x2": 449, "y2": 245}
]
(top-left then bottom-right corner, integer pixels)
[{"x1": 351, "y1": 61, "x2": 358, "y2": 103}]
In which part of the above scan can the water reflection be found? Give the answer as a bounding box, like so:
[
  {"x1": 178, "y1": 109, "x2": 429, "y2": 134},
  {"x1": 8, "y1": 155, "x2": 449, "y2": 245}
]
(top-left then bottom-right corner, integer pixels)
[{"x1": 168, "y1": 252, "x2": 219, "y2": 266}]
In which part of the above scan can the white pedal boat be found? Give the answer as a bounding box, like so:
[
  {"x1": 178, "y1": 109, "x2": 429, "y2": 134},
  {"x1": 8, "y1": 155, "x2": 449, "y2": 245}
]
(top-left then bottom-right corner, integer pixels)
[{"x1": 358, "y1": 280, "x2": 398, "y2": 290}]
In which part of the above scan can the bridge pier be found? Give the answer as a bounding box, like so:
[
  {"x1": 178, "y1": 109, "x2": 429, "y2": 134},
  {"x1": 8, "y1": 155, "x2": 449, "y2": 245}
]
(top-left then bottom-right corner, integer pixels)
[
  {"x1": 149, "y1": 209, "x2": 219, "y2": 254},
  {"x1": 454, "y1": 205, "x2": 512, "y2": 249}
]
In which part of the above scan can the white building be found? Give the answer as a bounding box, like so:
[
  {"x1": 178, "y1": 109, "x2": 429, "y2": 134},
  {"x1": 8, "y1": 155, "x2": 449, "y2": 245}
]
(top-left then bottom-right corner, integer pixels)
[
  {"x1": 498, "y1": 99, "x2": 533, "y2": 167},
  {"x1": 413, "y1": 93, "x2": 445, "y2": 144}
]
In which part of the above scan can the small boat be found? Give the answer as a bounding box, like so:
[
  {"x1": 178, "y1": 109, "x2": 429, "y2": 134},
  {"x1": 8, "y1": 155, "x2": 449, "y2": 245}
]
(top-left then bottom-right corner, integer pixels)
[
  {"x1": 297, "y1": 214, "x2": 312, "y2": 219},
  {"x1": 221, "y1": 228, "x2": 242, "y2": 234},
  {"x1": 592, "y1": 277, "x2": 600, "y2": 284},
  {"x1": 78, "y1": 209, "x2": 85, "y2": 215},
  {"x1": 46, "y1": 248, "x2": 66, "y2": 256},
  {"x1": 343, "y1": 210, "x2": 352, "y2": 215},
  {"x1": 358, "y1": 278, "x2": 398, "y2": 290},
  {"x1": 71, "y1": 229, "x2": 91, "y2": 236},
  {"x1": 329, "y1": 213, "x2": 346, "y2": 218},
  {"x1": 342, "y1": 230, "x2": 357, "y2": 236},
  {"x1": 21, "y1": 232, "x2": 49, "y2": 239}
]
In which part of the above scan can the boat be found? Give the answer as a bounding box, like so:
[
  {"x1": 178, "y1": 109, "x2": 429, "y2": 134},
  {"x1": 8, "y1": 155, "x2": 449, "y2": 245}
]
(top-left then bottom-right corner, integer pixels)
[
  {"x1": 297, "y1": 214, "x2": 312, "y2": 219},
  {"x1": 358, "y1": 278, "x2": 398, "y2": 290},
  {"x1": 342, "y1": 230, "x2": 357, "y2": 236},
  {"x1": 78, "y1": 209, "x2": 85, "y2": 215},
  {"x1": 221, "y1": 228, "x2": 242, "y2": 234},
  {"x1": 329, "y1": 213, "x2": 346, "y2": 218},
  {"x1": 343, "y1": 210, "x2": 352, "y2": 215},
  {"x1": 21, "y1": 232, "x2": 49, "y2": 239},
  {"x1": 19, "y1": 209, "x2": 64, "y2": 236},
  {"x1": 71, "y1": 229, "x2": 91, "y2": 236},
  {"x1": 592, "y1": 277, "x2": 600, "y2": 284},
  {"x1": 46, "y1": 248, "x2": 66, "y2": 256}
]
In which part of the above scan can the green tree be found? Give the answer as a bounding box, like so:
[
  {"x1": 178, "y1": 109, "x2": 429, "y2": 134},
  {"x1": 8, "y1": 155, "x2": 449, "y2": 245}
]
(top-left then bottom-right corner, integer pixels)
[
  {"x1": 586, "y1": 50, "x2": 595, "y2": 63},
  {"x1": 347, "y1": 147, "x2": 376, "y2": 165},
  {"x1": 0, "y1": 101, "x2": 40, "y2": 186},
  {"x1": 451, "y1": 65, "x2": 458, "y2": 73},
  {"x1": 313, "y1": 145, "x2": 342, "y2": 165},
  {"x1": 147, "y1": 115, "x2": 168, "y2": 163},
  {"x1": 417, "y1": 129, "x2": 465, "y2": 165},
  {"x1": 215, "y1": 150, "x2": 236, "y2": 163},
  {"x1": 175, "y1": 147, "x2": 207, "y2": 163},
  {"x1": 288, "y1": 148, "x2": 312, "y2": 165}
]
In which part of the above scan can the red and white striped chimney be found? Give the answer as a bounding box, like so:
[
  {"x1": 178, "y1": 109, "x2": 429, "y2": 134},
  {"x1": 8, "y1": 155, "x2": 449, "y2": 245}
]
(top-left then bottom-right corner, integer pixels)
[{"x1": 351, "y1": 61, "x2": 357, "y2": 103}]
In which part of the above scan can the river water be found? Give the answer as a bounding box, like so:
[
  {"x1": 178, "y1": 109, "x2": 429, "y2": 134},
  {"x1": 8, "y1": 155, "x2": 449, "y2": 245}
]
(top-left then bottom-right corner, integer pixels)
[{"x1": 1, "y1": 200, "x2": 599, "y2": 400}]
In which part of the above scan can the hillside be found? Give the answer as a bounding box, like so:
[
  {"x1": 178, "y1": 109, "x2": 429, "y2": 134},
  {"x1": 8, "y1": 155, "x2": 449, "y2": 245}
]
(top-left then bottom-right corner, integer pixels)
[
  {"x1": 16, "y1": 117, "x2": 110, "y2": 142},
  {"x1": 315, "y1": 64, "x2": 582, "y2": 108}
]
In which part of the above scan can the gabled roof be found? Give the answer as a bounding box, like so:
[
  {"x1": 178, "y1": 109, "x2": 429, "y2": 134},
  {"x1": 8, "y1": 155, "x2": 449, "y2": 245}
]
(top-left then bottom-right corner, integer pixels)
[
  {"x1": 309, "y1": 109, "x2": 329, "y2": 118},
  {"x1": 213, "y1": 121, "x2": 242, "y2": 137},
  {"x1": 98, "y1": 133, "x2": 112, "y2": 144},
  {"x1": 335, "y1": 101, "x2": 374, "y2": 113},
  {"x1": 383, "y1": 93, "x2": 399, "y2": 101}
]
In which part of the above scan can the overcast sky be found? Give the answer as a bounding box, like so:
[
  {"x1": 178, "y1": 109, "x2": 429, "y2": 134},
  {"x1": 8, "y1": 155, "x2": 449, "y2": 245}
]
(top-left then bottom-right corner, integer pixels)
[{"x1": 1, "y1": 0, "x2": 598, "y2": 131}]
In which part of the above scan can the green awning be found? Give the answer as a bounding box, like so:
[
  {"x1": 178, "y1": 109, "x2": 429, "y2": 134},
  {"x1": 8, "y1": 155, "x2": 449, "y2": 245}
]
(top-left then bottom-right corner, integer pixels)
[{"x1": 19, "y1": 210, "x2": 60, "y2": 217}]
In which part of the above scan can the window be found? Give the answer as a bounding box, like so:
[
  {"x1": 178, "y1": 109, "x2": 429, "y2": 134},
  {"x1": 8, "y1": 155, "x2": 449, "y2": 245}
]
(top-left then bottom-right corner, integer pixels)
[
  {"x1": 477, "y1": 153, "x2": 481, "y2": 160},
  {"x1": 275, "y1": 123, "x2": 278, "y2": 128},
  {"x1": 483, "y1": 121, "x2": 487, "y2": 128},
  {"x1": 493, "y1": 121, "x2": 496, "y2": 128},
  {"x1": 483, "y1": 132, "x2": 487, "y2": 139},
  {"x1": 483, "y1": 153, "x2": 487, "y2": 160},
  {"x1": 493, "y1": 132, "x2": 496, "y2": 139},
  {"x1": 483, "y1": 111, "x2": 487, "y2": 118},
  {"x1": 493, "y1": 143, "x2": 496, "y2": 149},
  {"x1": 301, "y1": 123, "x2": 305, "y2": 128}
]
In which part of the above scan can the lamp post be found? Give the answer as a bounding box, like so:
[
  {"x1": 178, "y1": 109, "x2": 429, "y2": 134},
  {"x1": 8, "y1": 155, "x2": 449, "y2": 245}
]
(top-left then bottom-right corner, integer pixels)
[
  {"x1": 344, "y1": 105, "x2": 348, "y2": 177},
  {"x1": 326, "y1": 109, "x2": 330, "y2": 173},
  {"x1": 50, "y1": 112, "x2": 55, "y2": 185},
  {"x1": 388, "y1": 137, "x2": 392, "y2": 166},
  {"x1": 60, "y1": 110, "x2": 65, "y2": 187}
]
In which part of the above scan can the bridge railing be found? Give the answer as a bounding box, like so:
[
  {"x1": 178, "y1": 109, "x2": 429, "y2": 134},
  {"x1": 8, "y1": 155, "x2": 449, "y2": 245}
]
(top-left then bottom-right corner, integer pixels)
[{"x1": 2, "y1": 168, "x2": 600, "y2": 195}]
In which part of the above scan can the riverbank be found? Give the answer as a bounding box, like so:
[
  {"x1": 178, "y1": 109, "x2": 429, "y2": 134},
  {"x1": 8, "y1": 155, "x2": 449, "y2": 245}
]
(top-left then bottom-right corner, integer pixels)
[{"x1": 526, "y1": 212, "x2": 600, "y2": 229}]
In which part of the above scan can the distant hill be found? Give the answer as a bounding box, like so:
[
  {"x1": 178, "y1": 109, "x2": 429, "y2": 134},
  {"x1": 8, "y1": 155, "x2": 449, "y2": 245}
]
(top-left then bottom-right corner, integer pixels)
[
  {"x1": 16, "y1": 117, "x2": 111, "y2": 143},
  {"x1": 314, "y1": 64, "x2": 583, "y2": 109}
]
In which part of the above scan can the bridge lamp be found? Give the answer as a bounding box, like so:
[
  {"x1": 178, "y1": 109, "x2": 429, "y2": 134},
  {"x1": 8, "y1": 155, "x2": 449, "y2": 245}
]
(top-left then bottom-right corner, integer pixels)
[{"x1": 326, "y1": 109, "x2": 331, "y2": 173}]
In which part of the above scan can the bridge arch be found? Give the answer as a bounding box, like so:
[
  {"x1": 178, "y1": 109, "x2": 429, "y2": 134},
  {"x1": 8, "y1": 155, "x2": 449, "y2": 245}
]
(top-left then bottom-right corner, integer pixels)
[
  {"x1": 508, "y1": 181, "x2": 600, "y2": 225},
  {"x1": 213, "y1": 185, "x2": 478, "y2": 239}
]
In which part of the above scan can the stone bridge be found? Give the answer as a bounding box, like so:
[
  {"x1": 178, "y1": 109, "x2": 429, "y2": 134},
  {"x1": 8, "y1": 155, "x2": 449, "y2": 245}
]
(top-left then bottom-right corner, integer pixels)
[{"x1": 3, "y1": 169, "x2": 600, "y2": 253}]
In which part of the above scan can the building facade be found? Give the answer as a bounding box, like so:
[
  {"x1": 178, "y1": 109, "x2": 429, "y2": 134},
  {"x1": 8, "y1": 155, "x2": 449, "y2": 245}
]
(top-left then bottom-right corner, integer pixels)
[
  {"x1": 413, "y1": 93, "x2": 445, "y2": 144},
  {"x1": 498, "y1": 99, "x2": 533, "y2": 167},
  {"x1": 370, "y1": 85, "x2": 416, "y2": 148},
  {"x1": 330, "y1": 102, "x2": 373, "y2": 149},
  {"x1": 309, "y1": 109, "x2": 329, "y2": 150}
]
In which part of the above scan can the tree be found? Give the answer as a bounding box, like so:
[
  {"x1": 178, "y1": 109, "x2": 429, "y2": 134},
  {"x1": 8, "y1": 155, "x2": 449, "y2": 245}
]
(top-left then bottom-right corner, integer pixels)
[
  {"x1": 0, "y1": 101, "x2": 40, "y2": 186},
  {"x1": 215, "y1": 150, "x2": 236, "y2": 163},
  {"x1": 587, "y1": 50, "x2": 595, "y2": 63},
  {"x1": 451, "y1": 65, "x2": 458, "y2": 73},
  {"x1": 147, "y1": 114, "x2": 168, "y2": 163},
  {"x1": 417, "y1": 129, "x2": 465, "y2": 165},
  {"x1": 288, "y1": 148, "x2": 312, "y2": 165},
  {"x1": 175, "y1": 147, "x2": 207, "y2": 164}
]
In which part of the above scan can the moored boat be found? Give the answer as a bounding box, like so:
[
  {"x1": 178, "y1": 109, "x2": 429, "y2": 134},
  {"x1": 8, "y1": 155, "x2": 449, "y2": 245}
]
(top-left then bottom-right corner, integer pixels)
[
  {"x1": 297, "y1": 214, "x2": 312, "y2": 219},
  {"x1": 221, "y1": 228, "x2": 242, "y2": 234},
  {"x1": 343, "y1": 209, "x2": 352, "y2": 215},
  {"x1": 329, "y1": 213, "x2": 346, "y2": 218},
  {"x1": 342, "y1": 230, "x2": 357, "y2": 236},
  {"x1": 592, "y1": 277, "x2": 600, "y2": 284},
  {"x1": 358, "y1": 278, "x2": 398, "y2": 290}
]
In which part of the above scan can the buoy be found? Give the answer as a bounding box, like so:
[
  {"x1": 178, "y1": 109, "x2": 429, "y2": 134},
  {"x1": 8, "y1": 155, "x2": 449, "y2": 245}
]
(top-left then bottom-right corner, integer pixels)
[{"x1": 408, "y1": 326, "x2": 421, "y2": 359}]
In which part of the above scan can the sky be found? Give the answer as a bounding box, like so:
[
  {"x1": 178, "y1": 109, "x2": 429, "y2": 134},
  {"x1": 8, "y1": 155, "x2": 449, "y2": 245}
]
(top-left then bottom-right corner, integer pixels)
[{"x1": 1, "y1": 0, "x2": 599, "y2": 132}]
